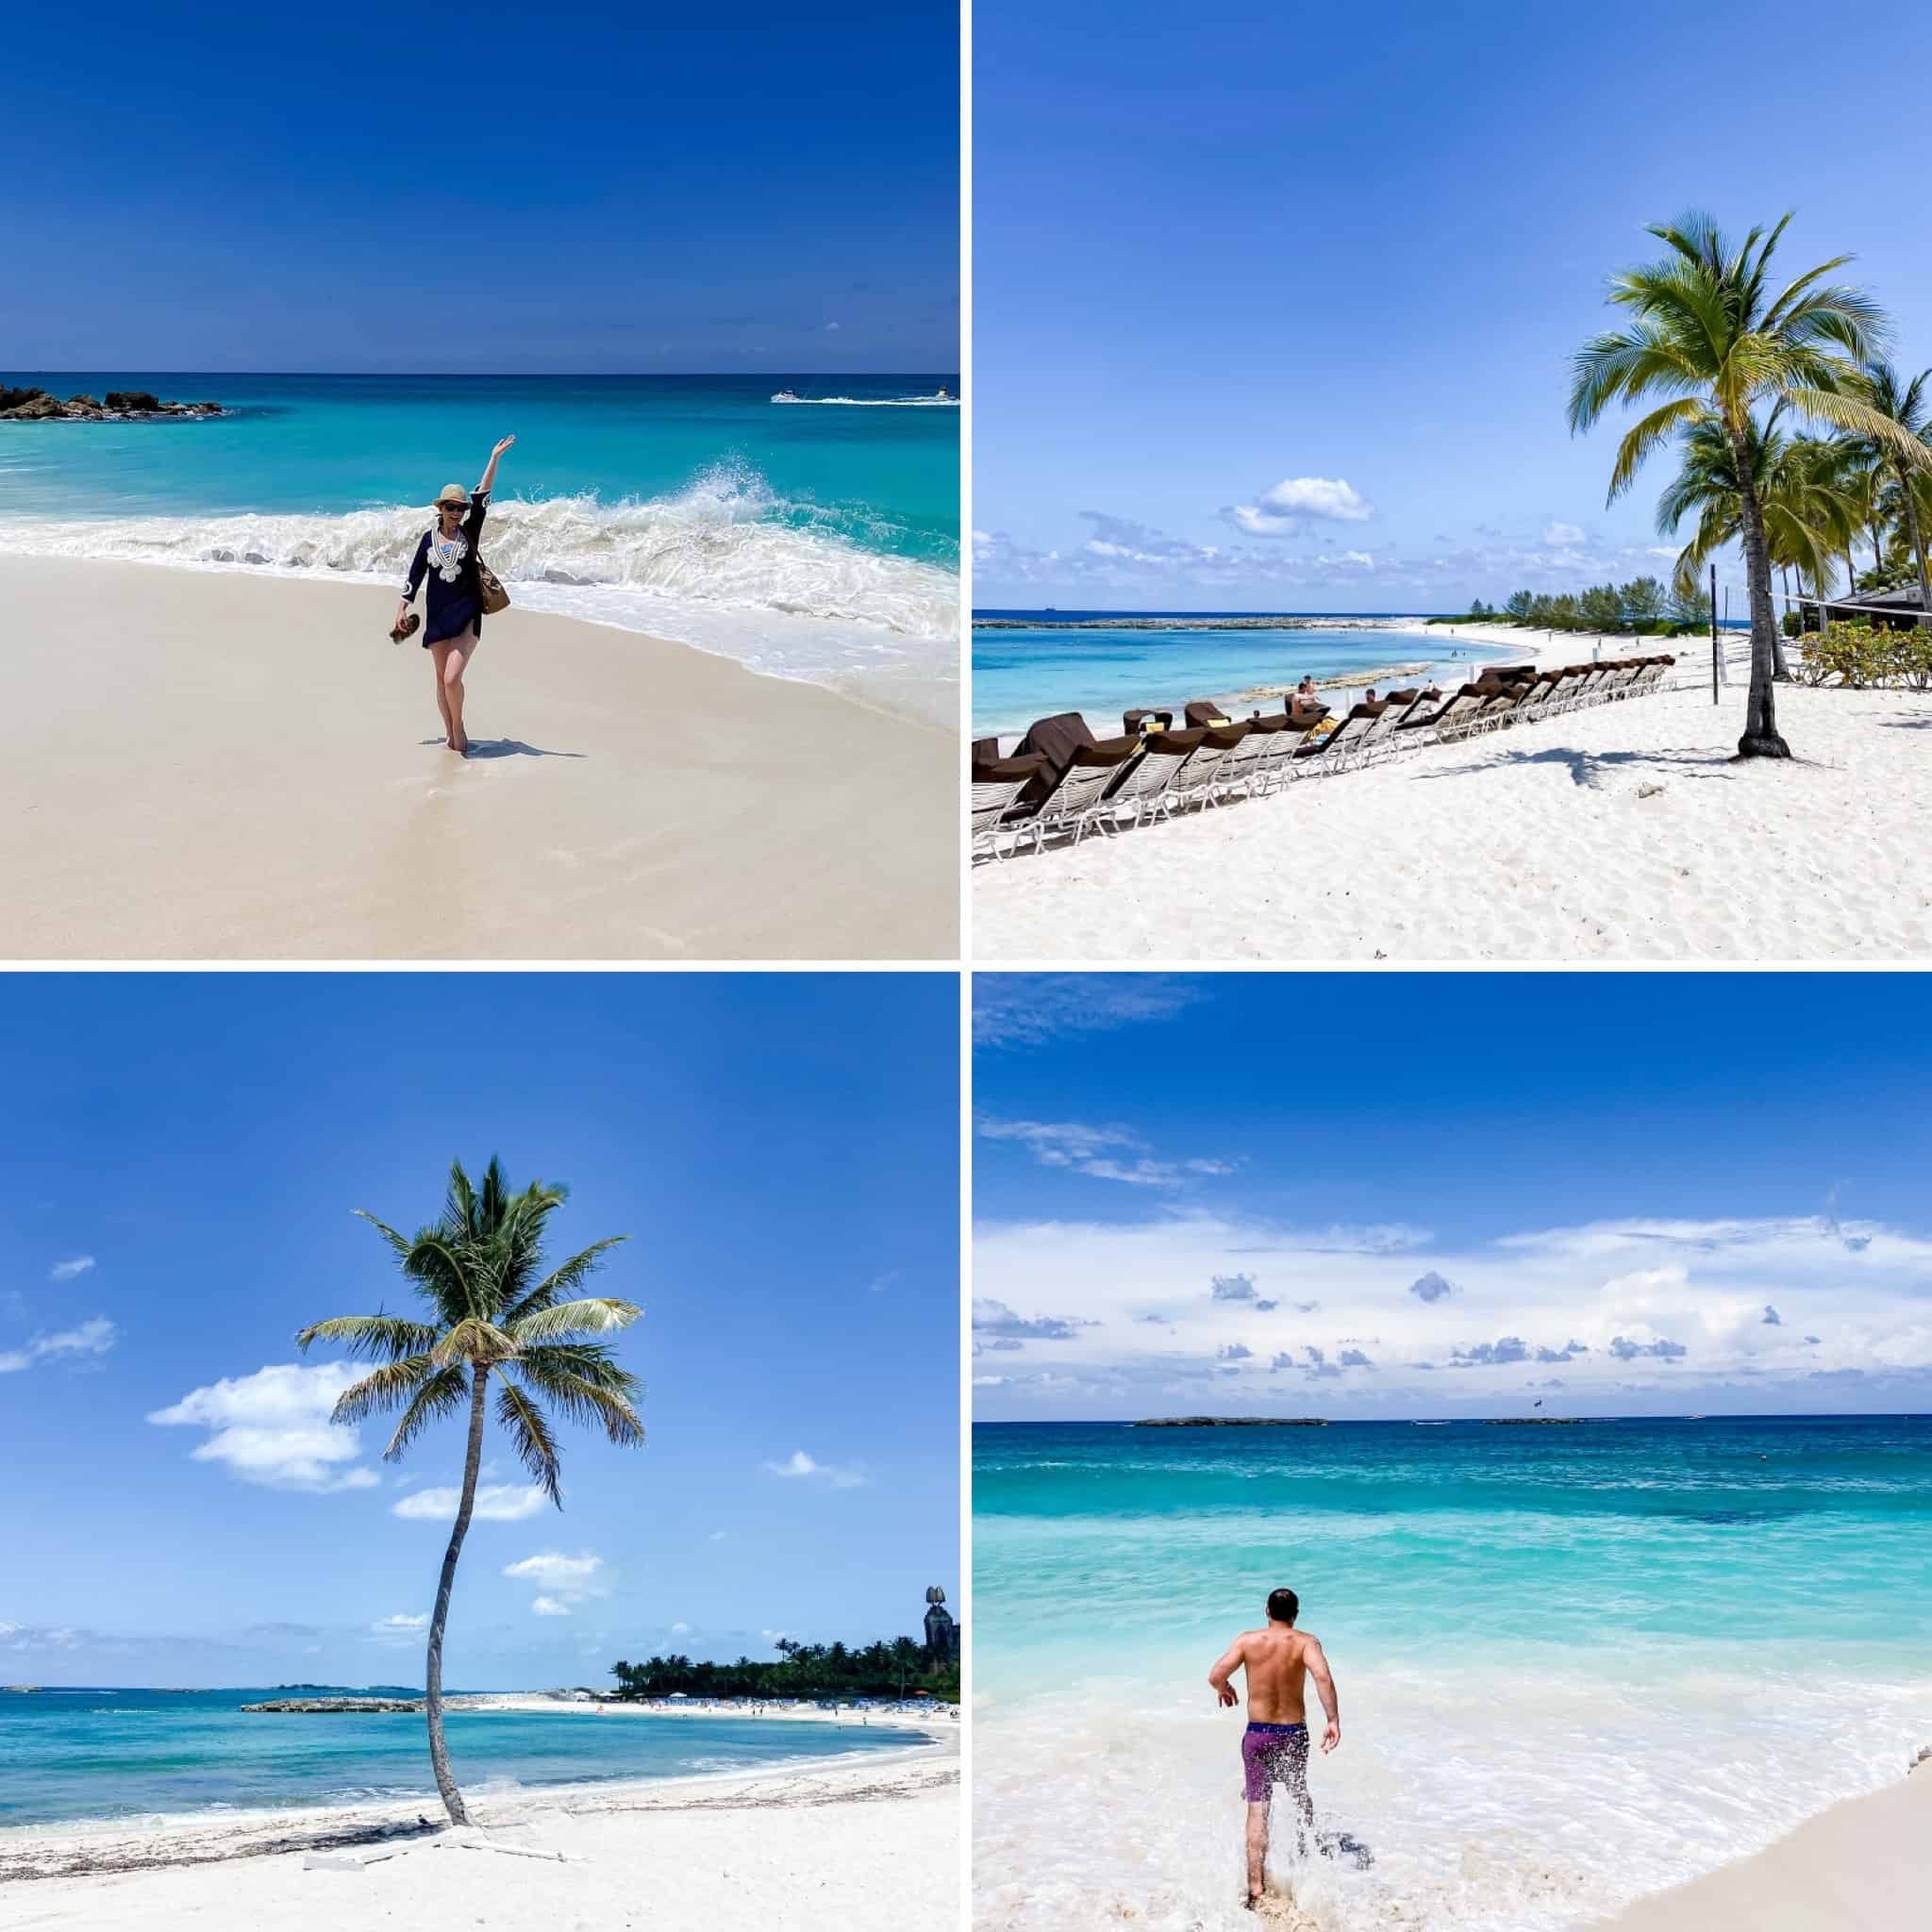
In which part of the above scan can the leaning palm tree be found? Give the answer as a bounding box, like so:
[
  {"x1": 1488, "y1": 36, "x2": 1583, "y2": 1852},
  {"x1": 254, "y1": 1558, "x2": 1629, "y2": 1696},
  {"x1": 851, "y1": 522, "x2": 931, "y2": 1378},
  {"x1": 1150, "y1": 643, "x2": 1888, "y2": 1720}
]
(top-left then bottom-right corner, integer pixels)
[
  {"x1": 1568, "y1": 211, "x2": 1926, "y2": 758},
  {"x1": 1843, "y1": 361, "x2": 1932, "y2": 616},
  {"x1": 298, "y1": 1158, "x2": 642, "y2": 1826}
]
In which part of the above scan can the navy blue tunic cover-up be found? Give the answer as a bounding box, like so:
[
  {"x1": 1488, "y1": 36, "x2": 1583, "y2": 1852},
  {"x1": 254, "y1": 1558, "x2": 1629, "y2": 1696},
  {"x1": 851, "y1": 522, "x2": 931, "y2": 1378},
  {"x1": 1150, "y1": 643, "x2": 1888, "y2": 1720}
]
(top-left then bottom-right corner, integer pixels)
[{"x1": 401, "y1": 491, "x2": 491, "y2": 646}]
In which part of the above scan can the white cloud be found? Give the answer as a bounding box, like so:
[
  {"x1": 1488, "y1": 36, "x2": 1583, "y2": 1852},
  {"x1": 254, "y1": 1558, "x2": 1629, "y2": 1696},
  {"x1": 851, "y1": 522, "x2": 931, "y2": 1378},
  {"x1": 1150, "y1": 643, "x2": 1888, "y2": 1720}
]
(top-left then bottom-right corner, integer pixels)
[
  {"x1": 1226, "y1": 477, "x2": 1374, "y2": 536},
  {"x1": 392, "y1": 1484, "x2": 549, "y2": 1523},
  {"x1": 148, "y1": 1362, "x2": 376, "y2": 1492},
  {"x1": 761, "y1": 1449, "x2": 870, "y2": 1489},
  {"x1": 976, "y1": 1116, "x2": 1232, "y2": 1189},
  {"x1": 504, "y1": 1552, "x2": 605, "y2": 1591},
  {"x1": 971, "y1": 1208, "x2": 1932, "y2": 1418},
  {"x1": 670, "y1": 1621, "x2": 691, "y2": 1635},
  {"x1": 708, "y1": 1530, "x2": 726, "y2": 1541},
  {"x1": 2, "y1": 1316, "x2": 120, "y2": 1374},
  {"x1": 372, "y1": 1612, "x2": 428, "y2": 1636},
  {"x1": 49, "y1": 1256, "x2": 95, "y2": 1282},
  {"x1": 504, "y1": 1551, "x2": 608, "y2": 1616},
  {"x1": 1543, "y1": 521, "x2": 1586, "y2": 547},
  {"x1": 824, "y1": 321, "x2": 841, "y2": 331},
  {"x1": 974, "y1": 974, "x2": 1207, "y2": 1049}
]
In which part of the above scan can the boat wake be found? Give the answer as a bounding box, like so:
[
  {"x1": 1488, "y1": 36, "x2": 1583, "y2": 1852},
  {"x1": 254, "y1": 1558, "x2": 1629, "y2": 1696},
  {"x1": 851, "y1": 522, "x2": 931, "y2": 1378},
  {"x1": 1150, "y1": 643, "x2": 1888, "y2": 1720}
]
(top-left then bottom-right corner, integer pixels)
[{"x1": 771, "y1": 394, "x2": 958, "y2": 407}]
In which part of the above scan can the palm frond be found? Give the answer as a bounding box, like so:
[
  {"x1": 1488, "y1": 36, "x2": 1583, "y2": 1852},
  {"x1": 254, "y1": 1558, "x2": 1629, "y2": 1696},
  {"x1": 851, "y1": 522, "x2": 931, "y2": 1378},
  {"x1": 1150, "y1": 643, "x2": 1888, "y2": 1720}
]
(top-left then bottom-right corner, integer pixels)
[
  {"x1": 295, "y1": 1312, "x2": 441, "y2": 1361},
  {"x1": 500, "y1": 1236, "x2": 628, "y2": 1330},
  {"x1": 331, "y1": 1355, "x2": 439, "y2": 1426},
  {"x1": 514, "y1": 1346, "x2": 645, "y2": 1448},
  {"x1": 403, "y1": 1235, "x2": 478, "y2": 1324},
  {"x1": 385, "y1": 1364, "x2": 471, "y2": 1461},
  {"x1": 494, "y1": 1379, "x2": 563, "y2": 1507},
  {"x1": 353, "y1": 1211, "x2": 415, "y2": 1265},
  {"x1": 1607, "y1": 397, "x2": 1707, "y2": 503},
  {"x1": 506, "y1": 1293, "x2": 641, "y2": 1348},
  {"x1": 1567, "y1": 325, "x2": 1701, "y2": 430},
  {"x1": 444, "y1": 1158, "x2": 480, "y2": 1242},
  {"x1": 1786, "y1": 390, "x2": 1932, "y2": 466}
]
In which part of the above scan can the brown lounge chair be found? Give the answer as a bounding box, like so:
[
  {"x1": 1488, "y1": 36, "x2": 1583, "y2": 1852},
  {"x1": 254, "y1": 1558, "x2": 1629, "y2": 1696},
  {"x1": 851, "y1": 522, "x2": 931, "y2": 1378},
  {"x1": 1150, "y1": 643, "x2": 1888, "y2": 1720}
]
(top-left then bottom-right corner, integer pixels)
[
  {"x1": 1009, "y1": 735, "x2": 1144, "y2": 852},
  {"x1": 970, "y1": 753, "x2": 1048, "y2": 861},
  {"x1": 1008, "y1": 711, "x2": 1100, "y2": 809},
  {"x1": 1406, "y1": 683, "x2": 1501, "y2": 739},
  {"x1": 1216, "y1": 713, "x2": 1289, "y2": 798},
  {"x1": 1123, "y1": 708, "x2": 1174, "y2": 736},
  {"x1": 1102, "y1": 726, "x2": 1207, "y2": 828},
  {"x1": 1290, "y1": 701, "x2": 1387, "y2": 774},
  {"x1": 1249, "y1": 713, "x2": 1325, "y2": 793},
  {"x1": 1183, "y1": 700, "x2": 1233, "y2": 728},
  {"x1": 1172, "y1": 722, "x2": 1248, "y2": 809}
]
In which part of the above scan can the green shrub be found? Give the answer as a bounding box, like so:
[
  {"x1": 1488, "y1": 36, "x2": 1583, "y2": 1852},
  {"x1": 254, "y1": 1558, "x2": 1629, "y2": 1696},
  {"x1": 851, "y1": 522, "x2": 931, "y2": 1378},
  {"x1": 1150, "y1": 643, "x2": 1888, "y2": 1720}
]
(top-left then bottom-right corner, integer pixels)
[{"x1": 1798, "y1": 620, "x2": 1932, "y2": 689}]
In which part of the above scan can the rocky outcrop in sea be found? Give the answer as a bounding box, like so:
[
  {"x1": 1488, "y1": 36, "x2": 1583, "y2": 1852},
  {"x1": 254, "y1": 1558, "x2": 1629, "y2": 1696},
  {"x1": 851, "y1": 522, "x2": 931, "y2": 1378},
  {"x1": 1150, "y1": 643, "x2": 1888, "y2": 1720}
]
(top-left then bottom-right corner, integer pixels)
[{"x1": 0, "y1": 386, "x2": 225, "y2": 422}]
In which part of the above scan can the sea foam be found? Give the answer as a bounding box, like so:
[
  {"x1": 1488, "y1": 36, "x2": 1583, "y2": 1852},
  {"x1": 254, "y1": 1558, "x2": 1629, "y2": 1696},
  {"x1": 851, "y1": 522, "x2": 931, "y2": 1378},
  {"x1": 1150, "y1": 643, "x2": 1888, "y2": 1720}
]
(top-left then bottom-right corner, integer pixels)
[
  {"x1": 975, "y1": 1661, "x2": 1924, "y2": 1932},
  {"x1": 0, "y1": 462, "x2": 958, "y2": 725}
]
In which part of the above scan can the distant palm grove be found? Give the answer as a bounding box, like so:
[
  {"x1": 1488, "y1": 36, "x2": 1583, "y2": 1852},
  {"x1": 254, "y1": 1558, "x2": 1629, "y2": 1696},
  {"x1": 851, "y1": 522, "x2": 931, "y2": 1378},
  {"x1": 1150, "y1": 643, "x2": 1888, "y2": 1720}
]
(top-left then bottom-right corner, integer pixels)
[
  {"x1": 611, "y1": 1636, "x2": 959, "y2": 1704},
  {"x1": 1437, "y1": 577, "x2": 1711, "y2": 635}
]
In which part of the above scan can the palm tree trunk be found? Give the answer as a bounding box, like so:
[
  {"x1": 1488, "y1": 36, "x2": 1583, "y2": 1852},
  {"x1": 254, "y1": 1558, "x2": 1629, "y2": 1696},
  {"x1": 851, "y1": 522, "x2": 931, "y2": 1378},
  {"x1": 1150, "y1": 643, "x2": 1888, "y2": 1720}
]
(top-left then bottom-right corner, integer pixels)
[
  {"x1": 1726, "y1": 419, "x2": 1790, "y2": 758},
  {"x1": 1894, "y1": 461, "x2": 1932, "y2": 627},
  {"x1": 425, "y1": 1366, "x2": 491, "y2": 1826}
]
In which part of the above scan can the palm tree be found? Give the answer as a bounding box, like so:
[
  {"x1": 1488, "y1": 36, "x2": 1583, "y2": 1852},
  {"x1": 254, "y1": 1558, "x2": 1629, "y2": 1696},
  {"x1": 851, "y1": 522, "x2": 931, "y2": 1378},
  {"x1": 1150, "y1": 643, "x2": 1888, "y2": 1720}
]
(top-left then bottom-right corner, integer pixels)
[
  {"x1": 1844, "y1": 361, "x2": 1932, "y2": 620},
  {"x1": 1568, "y1": 211, "x2": 1925, "y2": 758},
  {"x1": 1657, "y1": 419, "x2": 1861, "y2": 671},
  {"x1": 298, "y1": 1158, "x2": 643, "y2": 1826}
]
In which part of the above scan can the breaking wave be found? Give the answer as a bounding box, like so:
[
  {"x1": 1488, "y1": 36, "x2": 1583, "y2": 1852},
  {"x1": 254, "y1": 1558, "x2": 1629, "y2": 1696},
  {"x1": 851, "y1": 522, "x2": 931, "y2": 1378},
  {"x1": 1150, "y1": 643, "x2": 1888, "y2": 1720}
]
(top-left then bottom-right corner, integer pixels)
[{"x1": 0, "y1": 462, "x2": 958, "y2": 724}]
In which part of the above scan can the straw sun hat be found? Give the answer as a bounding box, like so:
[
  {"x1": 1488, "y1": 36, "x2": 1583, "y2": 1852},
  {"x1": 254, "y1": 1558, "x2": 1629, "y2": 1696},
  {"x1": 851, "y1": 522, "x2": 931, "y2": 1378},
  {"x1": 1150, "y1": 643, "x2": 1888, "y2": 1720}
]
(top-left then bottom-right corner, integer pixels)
[{"x1": 434, "y1": 483, "x2": 469, "y2": 508}]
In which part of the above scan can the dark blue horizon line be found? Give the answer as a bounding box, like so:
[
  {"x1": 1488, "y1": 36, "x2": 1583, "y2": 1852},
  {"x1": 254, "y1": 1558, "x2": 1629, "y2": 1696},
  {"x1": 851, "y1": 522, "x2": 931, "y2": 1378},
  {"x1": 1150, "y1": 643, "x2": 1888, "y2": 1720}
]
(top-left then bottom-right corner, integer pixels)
[
  {"x1": 971, "y1": 1410, "x2": 1932, "y2": 1426},
  {"x1": 5, "y1": 369, "x2": 963, "y2": 381}
]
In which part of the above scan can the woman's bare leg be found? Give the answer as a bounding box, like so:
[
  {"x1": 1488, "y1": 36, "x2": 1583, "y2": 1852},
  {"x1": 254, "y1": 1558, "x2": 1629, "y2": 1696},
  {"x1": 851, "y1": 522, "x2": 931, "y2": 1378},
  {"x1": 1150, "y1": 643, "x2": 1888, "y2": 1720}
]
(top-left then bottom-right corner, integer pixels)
[
  {"x1": 428, "y1": 644, "x2": 457, "y2": 746},
  {"x1": 440, "y1": 628, "x2": 477, "y2": 755}
]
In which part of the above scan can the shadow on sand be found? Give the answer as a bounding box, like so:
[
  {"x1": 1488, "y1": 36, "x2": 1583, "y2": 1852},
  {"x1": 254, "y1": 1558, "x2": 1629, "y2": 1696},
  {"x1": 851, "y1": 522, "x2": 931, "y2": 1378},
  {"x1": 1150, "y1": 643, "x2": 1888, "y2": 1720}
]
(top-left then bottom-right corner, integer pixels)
[
  {"x1": 416, "y1": 739, "x2": 586, "y2": 760},
  {"x1": 1410, "y1": 743, "x2": 1740, "y2": 789}
]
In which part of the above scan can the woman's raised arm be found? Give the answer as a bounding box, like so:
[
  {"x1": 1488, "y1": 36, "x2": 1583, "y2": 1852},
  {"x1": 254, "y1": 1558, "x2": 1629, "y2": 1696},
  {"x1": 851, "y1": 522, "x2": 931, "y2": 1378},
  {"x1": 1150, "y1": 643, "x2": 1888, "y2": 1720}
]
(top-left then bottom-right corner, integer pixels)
[{"x1": 476, "y1": 434, "x2": 515, "y2": 496}]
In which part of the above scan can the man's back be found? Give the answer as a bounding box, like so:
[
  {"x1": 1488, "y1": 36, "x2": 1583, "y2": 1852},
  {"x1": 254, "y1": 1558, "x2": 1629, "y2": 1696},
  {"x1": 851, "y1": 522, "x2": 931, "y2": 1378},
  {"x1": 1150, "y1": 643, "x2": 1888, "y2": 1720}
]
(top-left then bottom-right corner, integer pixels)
[{"x1": 1233, "y1": 1624, "x2": 1318, "y2": 1724}]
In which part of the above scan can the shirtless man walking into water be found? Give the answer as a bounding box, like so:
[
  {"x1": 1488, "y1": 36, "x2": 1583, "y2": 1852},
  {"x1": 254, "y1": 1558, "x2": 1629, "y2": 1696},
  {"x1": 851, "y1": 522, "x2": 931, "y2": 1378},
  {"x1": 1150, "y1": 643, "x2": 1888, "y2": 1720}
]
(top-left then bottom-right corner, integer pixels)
[{"x1": 1208, "y1": 1588, "x2": 1341, "y2": 1908}]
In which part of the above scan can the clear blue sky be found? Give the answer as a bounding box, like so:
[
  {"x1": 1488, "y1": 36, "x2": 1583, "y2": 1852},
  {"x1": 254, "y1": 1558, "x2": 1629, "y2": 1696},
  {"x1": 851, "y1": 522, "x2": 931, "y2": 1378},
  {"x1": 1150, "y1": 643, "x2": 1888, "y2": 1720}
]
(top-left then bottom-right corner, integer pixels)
[
  {"x1": 973, "y1": 0, "x2": 1932, "y2": 611},
  {"x1": 1, "y1": 974, "x2": 958, "y2": 1689},
  {"x1": 1, "y1": 3, "x2": 958, "y2": 374},
  {"x1": 973, "y1": 974, "x2": 1932, "y2": 1420}
]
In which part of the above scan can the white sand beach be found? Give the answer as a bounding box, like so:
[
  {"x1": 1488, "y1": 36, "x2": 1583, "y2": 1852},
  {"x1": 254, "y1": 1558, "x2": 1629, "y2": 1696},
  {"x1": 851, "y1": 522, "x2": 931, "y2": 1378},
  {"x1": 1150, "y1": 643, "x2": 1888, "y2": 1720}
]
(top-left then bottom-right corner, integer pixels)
[
  {"x1": 974, "y1": 632, "x2": 1932, "y2": 962},
  {"x1": 0, "y1": 555, "x2": 956, "y2": 959},
  {"x1": 1593, "y1": 1755, "x2": 1932, "y2": 1932},
  {"x1": 3, "y1": 1728, "x2": 958, "y2": 1931}
]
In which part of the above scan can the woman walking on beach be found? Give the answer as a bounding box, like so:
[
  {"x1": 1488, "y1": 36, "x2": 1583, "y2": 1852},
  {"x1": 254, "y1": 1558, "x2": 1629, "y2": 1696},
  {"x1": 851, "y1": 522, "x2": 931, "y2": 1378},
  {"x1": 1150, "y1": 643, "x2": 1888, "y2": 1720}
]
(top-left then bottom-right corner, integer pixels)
[{"x1": 395, "y1": 435, "x2": 515, "y2": 755}]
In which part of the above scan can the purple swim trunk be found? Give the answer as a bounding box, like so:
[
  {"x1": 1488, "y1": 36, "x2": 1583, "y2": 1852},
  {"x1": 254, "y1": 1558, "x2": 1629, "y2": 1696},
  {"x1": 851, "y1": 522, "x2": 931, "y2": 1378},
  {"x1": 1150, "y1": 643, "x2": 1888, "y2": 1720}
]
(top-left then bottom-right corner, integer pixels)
[{"x1": 1241, "y1": 1721, "x2": 1308, "y2": 1802}]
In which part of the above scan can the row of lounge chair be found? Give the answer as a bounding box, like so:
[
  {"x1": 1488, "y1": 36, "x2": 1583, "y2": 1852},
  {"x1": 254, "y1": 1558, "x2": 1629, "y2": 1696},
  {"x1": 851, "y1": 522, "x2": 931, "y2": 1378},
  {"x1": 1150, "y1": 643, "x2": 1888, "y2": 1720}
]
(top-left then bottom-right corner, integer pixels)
[{"x1": 972, "y1": 655, "x2": 1676, "y2": 858}]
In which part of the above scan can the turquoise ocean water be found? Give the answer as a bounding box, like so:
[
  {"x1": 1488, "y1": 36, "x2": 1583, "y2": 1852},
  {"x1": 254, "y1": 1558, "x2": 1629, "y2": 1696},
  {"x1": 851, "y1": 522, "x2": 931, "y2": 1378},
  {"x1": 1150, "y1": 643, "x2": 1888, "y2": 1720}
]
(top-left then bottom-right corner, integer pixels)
[
  {"x1": 0, "y1": 374, "x2": 959, "y2": 723},
  {"x1": 0, "y1": 1687, "x2": 923, "y2": 1832},
  {"x1": 971, "y1": 612, "x2": 1522, "y2": 739},
  {"x1": 974, "y1": 1416, "x2": 1932, "y2": 1932}
]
